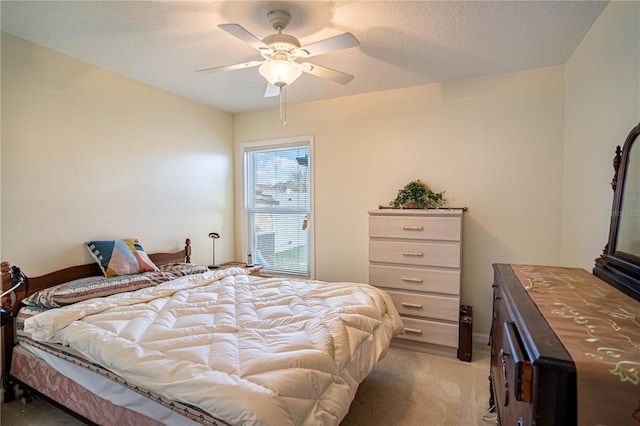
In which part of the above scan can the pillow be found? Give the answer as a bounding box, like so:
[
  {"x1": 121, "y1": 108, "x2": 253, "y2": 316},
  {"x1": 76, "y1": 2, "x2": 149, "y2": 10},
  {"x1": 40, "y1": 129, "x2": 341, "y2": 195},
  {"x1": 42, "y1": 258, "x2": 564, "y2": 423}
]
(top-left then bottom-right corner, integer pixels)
[
  {"x1": 85, "y1": 239, "x2": 158, "y2": 277},
  {"x1": 23, "y1": 271, "x2": 177, "y2": 309},
  {"x1": 129, "y1": 240, "x2": 158, "y2": 273},
  {"x1": 158, "y1": 262, "x2": 208, "y2": 277}
]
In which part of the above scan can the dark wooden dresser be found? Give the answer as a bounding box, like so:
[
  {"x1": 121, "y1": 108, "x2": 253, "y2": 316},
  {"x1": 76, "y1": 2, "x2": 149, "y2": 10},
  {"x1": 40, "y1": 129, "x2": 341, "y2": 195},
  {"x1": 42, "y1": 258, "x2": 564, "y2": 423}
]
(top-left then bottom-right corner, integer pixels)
[
  {"x1": 490, "y1": 124, "x2": 640, "y2": 426},
  {"x1": 490, "y1": 263, "x2": 640, "y2": 426},
  {"x1": 490, "y1": 264, "x2": 576, "y2": 426}
]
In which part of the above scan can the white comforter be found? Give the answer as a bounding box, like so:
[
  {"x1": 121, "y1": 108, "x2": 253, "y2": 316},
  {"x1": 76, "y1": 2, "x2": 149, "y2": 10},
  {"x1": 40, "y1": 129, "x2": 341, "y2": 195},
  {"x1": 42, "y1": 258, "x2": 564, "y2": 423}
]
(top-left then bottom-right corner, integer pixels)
[{"x1": 23, "y1": 268, "x2": 403, "y2": 426}]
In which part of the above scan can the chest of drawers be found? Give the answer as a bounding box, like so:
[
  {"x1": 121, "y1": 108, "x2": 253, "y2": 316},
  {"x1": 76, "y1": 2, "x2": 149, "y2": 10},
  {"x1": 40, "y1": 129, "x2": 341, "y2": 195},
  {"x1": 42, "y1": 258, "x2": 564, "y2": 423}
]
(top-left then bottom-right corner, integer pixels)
[{"x1": 368, "y1": 209, "x2": 463, "y2": 357}]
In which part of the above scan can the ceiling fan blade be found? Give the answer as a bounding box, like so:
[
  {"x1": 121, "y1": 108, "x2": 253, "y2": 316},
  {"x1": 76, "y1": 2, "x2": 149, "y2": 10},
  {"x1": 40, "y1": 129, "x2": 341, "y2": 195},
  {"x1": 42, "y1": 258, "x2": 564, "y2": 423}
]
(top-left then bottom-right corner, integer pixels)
[
  {"x1": 296, "y1": 33, "x2": 359, "y2": 58},
  {"x1": 196, "y1": 60, "x2": 263, "y2": 74},
  {"x1": 264, "y1": 83, "x2": 280, "y2": 98},
  {"x1": 219, "y1": 24, "x2": 269, "y2": 51},
  {"x1": 300, "y1": 62, "x2": 354, "y2": 85}
]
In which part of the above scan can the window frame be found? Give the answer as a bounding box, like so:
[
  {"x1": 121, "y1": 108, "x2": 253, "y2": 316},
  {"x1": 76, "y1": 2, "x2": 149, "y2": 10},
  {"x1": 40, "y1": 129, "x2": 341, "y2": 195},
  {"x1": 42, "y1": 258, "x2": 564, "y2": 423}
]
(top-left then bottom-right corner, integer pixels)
[{"x1": 239, "y1": 135, "x2": 315, "y2": 279}]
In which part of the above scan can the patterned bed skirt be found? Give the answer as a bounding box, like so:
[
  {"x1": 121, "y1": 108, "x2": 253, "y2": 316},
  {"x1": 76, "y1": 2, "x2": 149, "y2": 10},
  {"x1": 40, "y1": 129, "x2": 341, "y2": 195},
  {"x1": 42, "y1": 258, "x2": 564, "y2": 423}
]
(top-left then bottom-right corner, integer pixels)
[
  {"x1": 11, "y1": 344, "x2": 164, "y2": 425},
  {"x1": 10, "y1": 344, "x2": 228, "y2": 425}
]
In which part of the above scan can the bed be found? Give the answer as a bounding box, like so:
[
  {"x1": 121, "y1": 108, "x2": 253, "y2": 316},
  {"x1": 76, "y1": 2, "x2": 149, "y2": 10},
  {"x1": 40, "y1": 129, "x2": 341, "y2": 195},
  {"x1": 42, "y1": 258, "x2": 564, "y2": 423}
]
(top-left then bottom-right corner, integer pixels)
[{"x1": 1, "y1": 238, "x2": 403, "y2": 425}]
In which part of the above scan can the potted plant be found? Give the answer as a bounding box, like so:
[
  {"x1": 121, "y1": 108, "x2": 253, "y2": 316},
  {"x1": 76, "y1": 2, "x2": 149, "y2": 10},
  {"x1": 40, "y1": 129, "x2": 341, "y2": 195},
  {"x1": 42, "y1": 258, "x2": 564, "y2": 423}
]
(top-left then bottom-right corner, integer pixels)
[{"x1": 389, "y1": 179, "x2": 446, "y2": 209}]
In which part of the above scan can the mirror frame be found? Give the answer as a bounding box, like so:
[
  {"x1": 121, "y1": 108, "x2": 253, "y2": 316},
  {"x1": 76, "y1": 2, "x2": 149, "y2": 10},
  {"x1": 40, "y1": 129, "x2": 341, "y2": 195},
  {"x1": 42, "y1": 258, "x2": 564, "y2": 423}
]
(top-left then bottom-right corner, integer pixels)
[{"x1": 594, "y1": 122, "x2": 640, "y2": 301}]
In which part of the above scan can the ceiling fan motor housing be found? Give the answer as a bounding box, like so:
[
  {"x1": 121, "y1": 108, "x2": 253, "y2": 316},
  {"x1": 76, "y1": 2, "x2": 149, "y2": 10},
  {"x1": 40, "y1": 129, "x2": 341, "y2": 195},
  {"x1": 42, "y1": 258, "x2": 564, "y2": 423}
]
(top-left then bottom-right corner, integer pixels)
[
  {"x1": 262, "y1": 33, "x2": 300, "y2": 54},
  {"x1": 263, "y1": 10, "x2": 301, "y2": 59}
]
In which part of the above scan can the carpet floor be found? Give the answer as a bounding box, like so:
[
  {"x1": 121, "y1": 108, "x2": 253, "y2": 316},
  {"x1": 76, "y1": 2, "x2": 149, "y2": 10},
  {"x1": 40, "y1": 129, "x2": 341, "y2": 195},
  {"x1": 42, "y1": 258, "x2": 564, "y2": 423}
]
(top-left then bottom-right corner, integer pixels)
[{"x1": 1, "y1": 343, "x2": 496, "y2": 425}]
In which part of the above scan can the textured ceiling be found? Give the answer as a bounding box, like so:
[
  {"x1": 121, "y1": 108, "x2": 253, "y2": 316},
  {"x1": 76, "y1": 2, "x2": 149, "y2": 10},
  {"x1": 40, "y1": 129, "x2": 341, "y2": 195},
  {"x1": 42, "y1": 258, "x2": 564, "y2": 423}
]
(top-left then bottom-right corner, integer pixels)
[{"x1": 1, "y1": 1, "x2": 608, "y2": 113}]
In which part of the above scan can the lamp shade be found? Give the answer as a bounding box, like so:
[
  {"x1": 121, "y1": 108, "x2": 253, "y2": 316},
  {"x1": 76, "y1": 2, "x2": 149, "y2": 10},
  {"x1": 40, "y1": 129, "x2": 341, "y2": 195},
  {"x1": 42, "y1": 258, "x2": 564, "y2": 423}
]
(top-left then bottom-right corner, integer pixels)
[{"x1": 259, "y1": 60, "x2": 302, "y2": 87}]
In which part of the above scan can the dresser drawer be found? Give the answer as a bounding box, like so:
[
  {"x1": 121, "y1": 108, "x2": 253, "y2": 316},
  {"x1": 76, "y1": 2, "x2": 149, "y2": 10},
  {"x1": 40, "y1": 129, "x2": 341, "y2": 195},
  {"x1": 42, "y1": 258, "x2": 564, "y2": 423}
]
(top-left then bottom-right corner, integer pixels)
[
  {"x1": 369, "y1": 215, "x2": 461, "y2": 241},
  {"x1": 386, "y1": 290, "x2": 459, "y2": 321},
  {"x1": 369, "y1": 264, "x2": 460, "y2": 295},
  {"x1": 396, "y1": 317, "x2": 458, "y2": 347},
  {"x1": 369, "y1": 240, "x2": 461, "y2": 268}
]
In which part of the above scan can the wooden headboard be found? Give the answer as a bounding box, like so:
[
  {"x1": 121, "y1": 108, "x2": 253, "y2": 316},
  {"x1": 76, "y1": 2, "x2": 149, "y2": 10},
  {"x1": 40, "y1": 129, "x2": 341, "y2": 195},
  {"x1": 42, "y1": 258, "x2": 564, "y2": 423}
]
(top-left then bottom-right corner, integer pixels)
[
  {"x1": 1, "y1": 238, "x2": 191, "y2": 397},
  {"x1": 1, "y1": 238, "x2": 191, "y2": 316}
]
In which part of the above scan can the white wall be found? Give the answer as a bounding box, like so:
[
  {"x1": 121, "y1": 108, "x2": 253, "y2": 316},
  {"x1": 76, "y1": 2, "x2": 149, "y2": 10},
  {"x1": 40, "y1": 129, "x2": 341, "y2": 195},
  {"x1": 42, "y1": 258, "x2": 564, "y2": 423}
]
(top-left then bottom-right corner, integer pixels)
[
  {"x1": 235, "y1": 66, "x2": 566, "y2": 336},
  {"x1": 563, "y1": 1, "x2": 640, "y2": 268},
  {"x1": 1, "y1": 33, "x2": 235, "y2": 274}
]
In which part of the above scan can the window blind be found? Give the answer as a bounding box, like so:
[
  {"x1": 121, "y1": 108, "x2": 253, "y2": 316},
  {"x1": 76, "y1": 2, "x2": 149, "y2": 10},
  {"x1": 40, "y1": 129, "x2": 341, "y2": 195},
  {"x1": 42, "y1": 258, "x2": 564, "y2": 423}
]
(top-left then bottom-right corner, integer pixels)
[{"x1": 246, "y1": 144, "x2": 310, "y2": 276}]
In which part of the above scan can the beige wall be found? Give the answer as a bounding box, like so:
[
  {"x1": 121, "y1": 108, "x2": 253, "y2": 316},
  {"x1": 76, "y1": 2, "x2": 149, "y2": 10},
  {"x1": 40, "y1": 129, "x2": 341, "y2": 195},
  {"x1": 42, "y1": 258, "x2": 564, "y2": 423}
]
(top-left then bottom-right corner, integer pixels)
[
  {"x1": 235, "y1": 66, "x2": 566, "y2": 336},
  {"x1": 235, "y1": 1, "x2": 639, "y2": 337},
  {"x1": 1, "y1": 33, "x2": 235, "y2": 274},
  {"x1": 1, "y1": 1, "x2": 636, "y2": 339},
  {"x1": 563, "y1": 1, "x2": 640, "y2": 269}
]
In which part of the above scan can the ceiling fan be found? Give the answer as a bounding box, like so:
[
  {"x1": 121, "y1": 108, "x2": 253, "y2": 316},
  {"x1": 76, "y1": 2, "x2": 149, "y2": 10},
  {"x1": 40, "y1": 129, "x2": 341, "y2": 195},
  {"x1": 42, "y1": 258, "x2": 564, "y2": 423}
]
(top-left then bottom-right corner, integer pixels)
[{"x1": 196, "y1": 10, "x2": 360, "y2": 98}]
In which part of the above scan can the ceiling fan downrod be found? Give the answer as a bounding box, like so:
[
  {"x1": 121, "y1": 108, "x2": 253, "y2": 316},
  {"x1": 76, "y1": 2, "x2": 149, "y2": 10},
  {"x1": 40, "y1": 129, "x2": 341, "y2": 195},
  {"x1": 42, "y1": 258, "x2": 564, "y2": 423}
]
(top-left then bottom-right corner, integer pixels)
[{"x1": 268, "y1": 10, "x2": 290, "y2": 33}]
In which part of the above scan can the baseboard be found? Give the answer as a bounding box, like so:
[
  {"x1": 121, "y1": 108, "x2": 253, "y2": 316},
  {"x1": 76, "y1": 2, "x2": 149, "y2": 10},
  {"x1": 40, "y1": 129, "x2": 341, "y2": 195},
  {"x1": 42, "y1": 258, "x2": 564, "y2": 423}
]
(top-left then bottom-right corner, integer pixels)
[
  {"x1": 473, "y1": 333, "x2": 490, "y2": 345},
  {"x1": 390, "y1": 338, "x2": 458, "y2": 358}
]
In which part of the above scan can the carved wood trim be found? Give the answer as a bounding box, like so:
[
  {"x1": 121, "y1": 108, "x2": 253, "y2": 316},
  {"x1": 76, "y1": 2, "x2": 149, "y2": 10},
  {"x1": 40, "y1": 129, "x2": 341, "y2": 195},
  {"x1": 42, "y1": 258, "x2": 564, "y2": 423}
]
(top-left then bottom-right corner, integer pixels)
[{"x1": 594, "y1": 123, "x2": 640, "y2": 301}]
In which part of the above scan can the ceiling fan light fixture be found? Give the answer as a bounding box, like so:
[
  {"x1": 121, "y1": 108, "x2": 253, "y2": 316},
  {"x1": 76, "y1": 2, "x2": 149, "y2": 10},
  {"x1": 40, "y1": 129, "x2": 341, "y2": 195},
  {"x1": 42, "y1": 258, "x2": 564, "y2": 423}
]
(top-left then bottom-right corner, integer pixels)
[{"x1": 259, "y1": 60, "x2": 302, "y2": 87}]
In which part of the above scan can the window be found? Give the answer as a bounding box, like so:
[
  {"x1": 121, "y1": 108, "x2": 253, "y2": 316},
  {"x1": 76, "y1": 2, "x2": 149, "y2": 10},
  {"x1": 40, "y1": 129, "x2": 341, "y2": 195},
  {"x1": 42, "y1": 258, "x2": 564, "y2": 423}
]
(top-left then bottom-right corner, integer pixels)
[{"x1": 243, "y1": 137, "x2": 313, "y2": 277}]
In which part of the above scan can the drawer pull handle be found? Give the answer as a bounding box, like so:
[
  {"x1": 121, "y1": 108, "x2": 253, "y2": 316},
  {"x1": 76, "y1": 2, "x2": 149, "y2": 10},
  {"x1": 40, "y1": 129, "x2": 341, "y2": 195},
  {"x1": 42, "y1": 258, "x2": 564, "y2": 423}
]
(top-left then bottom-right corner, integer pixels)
[
  {"x1": 402, "y1": 278, "x2": 424, "y2": 283},
  {"x1": 502, "y1": 321, "x2": 533, "y2": 403},
  {"x1": 404, "y1": 328, "x2": 422, "y2": 335},
  {"x1": 499, "y1": 348, "x2": 510, "y2": 407},
  {"x1": 402, "y1": 226, "x2": 424, "y2": 231},
  {"x1": 401, "y1": 302, "x2": 423, "y2": 309},
  {"x1": 402, "y1": 252, "x2": 424, "y2": 257}
]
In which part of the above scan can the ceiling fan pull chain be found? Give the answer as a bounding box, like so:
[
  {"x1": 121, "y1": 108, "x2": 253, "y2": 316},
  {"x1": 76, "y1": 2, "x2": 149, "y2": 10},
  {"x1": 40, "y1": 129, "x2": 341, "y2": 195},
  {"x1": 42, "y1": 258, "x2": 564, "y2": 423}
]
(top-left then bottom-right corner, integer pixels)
[
  {"x1": 279, "y1": 86, "x2": 283, "y2": 120},
  {"x1": 280, "y1": 85, "x2": 288, "y2": 127}
]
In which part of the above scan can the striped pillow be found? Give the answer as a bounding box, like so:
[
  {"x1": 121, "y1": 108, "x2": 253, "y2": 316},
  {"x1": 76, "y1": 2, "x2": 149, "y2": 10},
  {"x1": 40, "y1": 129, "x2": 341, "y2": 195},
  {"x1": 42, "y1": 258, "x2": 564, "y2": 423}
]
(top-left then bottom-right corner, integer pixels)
[
  {"x1": 22, "y1": 271, "x2": 177, "y2": 308},
  {"x1": 158, "y1": 262, "x2": 209, "y2": 277}
]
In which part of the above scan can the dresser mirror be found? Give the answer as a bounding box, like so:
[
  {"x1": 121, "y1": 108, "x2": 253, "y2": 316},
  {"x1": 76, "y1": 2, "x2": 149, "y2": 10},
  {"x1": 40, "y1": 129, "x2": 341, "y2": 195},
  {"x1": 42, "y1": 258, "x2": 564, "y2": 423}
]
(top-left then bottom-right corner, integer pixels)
[{"x1": 594, "y1": 122, "x2": 640, "y2": 300}]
